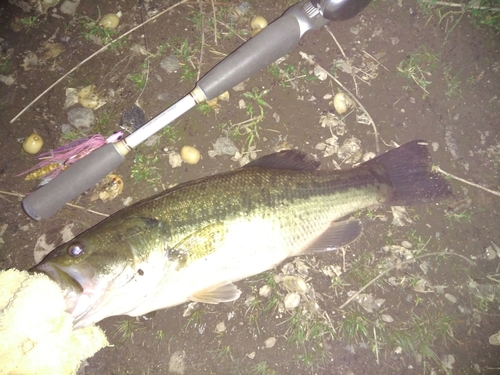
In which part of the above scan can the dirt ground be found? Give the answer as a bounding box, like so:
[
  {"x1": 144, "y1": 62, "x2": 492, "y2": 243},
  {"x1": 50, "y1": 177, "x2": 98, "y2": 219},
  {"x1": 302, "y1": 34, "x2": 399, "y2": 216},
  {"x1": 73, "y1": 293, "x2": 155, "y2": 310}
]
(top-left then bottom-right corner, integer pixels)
[{"x1": 1, "y1": 0, "x2": 500, "y2": 374}]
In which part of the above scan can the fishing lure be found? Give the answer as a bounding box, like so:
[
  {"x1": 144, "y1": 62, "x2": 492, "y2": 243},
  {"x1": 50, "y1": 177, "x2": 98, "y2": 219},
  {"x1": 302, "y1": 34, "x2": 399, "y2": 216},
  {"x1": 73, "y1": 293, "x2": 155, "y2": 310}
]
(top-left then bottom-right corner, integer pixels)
[{"x1": 18, "y1": 132, "x2": 123, "y2": 185}]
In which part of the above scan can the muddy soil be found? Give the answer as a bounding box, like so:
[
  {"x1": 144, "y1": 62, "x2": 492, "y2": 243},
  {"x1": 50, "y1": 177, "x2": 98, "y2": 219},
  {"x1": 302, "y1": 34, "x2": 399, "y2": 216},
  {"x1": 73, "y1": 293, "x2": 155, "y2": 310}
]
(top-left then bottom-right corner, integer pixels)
[{"x1": 1, "y1": 0, "x2": 499, "y2": 374}]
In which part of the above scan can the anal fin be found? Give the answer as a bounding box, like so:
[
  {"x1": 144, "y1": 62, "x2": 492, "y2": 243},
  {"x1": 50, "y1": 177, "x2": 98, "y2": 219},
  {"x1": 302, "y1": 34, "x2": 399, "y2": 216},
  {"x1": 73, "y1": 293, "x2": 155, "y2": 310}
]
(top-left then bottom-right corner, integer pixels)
[
  {"x1": 190, "y1": 282, "x2": 242, "y2": 304},
  {"x1": 303, "y1": 218, "x2": 362, "y2": 254}
]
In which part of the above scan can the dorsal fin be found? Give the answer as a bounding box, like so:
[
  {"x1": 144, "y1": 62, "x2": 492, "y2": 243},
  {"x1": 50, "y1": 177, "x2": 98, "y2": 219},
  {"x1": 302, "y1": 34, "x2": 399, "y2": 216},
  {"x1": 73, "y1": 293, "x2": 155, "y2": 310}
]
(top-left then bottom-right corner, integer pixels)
[{"x1": 244, "y1": 150, "x2": 320, "y2": 171}]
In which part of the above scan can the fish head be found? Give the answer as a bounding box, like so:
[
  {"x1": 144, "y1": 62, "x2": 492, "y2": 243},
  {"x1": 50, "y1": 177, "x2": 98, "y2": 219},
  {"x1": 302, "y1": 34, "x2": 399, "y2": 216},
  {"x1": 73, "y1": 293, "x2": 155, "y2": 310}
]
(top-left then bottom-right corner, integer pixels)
[{"x1": 31, "y1": 216, "x2": 168, "y2": 327}]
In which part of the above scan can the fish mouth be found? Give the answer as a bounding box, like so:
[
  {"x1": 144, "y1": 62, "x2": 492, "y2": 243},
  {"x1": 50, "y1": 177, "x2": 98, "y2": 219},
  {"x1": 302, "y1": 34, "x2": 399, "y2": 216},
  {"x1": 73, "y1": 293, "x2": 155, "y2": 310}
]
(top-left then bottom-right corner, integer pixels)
[
  {"x1": 32, "y1": 263, "x2": 84, "y2": 292},
  {"x1": 31, "y1": 262, "x2": 95, "y2": 320}
]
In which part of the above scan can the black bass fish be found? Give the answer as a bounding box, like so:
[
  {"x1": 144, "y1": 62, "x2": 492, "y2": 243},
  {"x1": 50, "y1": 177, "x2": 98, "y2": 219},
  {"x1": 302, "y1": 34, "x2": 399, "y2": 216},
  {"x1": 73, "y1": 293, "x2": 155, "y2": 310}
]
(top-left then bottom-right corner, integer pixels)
[{"x1": 32, "y1": 140, "x2": 452, "y2": 328}]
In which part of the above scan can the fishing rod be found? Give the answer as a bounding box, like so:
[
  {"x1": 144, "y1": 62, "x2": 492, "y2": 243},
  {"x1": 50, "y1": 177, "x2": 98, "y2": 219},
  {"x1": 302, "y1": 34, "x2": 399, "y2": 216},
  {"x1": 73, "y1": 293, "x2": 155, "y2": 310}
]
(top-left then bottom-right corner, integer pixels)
[{"x1": 22, "y1": 0, "x2": 371, "y2": 220}]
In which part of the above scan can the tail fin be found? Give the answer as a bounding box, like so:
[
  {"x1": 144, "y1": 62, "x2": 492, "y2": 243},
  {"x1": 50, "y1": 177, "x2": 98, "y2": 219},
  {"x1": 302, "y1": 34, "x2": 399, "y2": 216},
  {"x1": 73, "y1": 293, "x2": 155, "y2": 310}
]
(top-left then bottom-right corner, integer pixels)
[{"x1": 365, "y1": 140, "x2": 452, "y2": 205}]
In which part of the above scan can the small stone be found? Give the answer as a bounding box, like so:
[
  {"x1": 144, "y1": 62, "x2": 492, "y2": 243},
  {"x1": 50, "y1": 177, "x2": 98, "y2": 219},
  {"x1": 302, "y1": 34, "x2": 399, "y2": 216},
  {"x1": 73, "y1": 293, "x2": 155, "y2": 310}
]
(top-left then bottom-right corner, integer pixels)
[
  {"x1": 60, "y1": 0, "x2": 80, "y2": 15},
  {"x1": 61, "y1": 124, "x2": 73, "y2": 135},
  {"x1": 246, "y1": 352, "x2": 256, "y2": 359},
  {"x1": 215, "y1": 322, "x2": 226, "y2": 333},
  {"x1": 282, "y1": 276, "x2": 308, "y2": 295},
  {"x1": 64, "y1": 88, "x2": 78, "y2": 108},
  {"x1": 284, "y1": 292, "x2": 301, "y2": 309},
  {"x1": 381, "y1": 314, "x2": 394, "y2": 323},
  {"x1": 489, "y1": 332, "x2": 500, "y2": 345},
  {"x1": 264, "y1": 337, "x2": 276, "y2": 348},
  {"x1": 441, "y1": 354, "x2": 455, "y2": 369},
  {"x1": 120, "y1": 105, "x2": 146, "y2": 133},
  {"x1": 168, "y1": 351, "x2": 186, "y2": 374},
  {"x1": 67, "y1": 107, "x2": 95, "y2": 131},
  {"x1": 122, "y1": 196, "x2": 133, "y2": 206},
  {"x1": 401, "y1": 241, "x2": 412, "y2": 249},
  {"x1": 144, "y1": 135, "x2": 160, "y2": 147},
  {"x1": 444, "y1": 293, "x2": 457, "y2": 303},
  {"x1": 211, "y1": 137, "x2": 239, "y2": 156},
  {"x1": 168, "y1": 152, "x2": 182, "y2": 168},
  {"x1": 485, "y1": 246, "x2": 497, "y2": 260},
  {"x1": 362, "y1": 152, "x2": 376, "y2": 162},
  {"x1": 160, "y1": 55, "x2": 181, "y2": 73},
  {"x1": 0, "y1": 74, "x2": 16, "y2": 86},
  {"x1": 232, "y1": 81, "x2": 247, "y2": 91},
  {"x1": 349, "y1": 26, "x2": 360, "y2": 35},
  {"x1": 259, "y1": 285, "x2": 272, "y2": 298}
]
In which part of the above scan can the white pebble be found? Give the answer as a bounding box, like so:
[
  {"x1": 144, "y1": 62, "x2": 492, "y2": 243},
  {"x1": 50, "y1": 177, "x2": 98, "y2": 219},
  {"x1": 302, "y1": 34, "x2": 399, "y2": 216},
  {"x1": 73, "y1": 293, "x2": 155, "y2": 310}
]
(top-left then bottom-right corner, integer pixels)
[
  {"x1": 215, "y1": 322, "x2": 226, "y2": 333},
  {"x1": 381, "y1": 314, "x2": 394, "y2": 323},
  {"x1": 282, "y1": 276, "x2": 308, "y2": 295},
  {"x1": 264, "y1": 337, "x2": 276, "y2": 348},
  {"x1": 259, "y1": 285, "x2": 272, "y2": 298},
  {"x1": 169, "y1": 152, "x2": 182, "y2": 168},
  {"x1": 284, "y1": 292, "x2": 301, "y2": 309},
  {"x1": 444, "y1": 293, "x2": 457, "y2": 303},
  {"x1": 401, "y1": 241, "x2": 412, "y2": 249}
]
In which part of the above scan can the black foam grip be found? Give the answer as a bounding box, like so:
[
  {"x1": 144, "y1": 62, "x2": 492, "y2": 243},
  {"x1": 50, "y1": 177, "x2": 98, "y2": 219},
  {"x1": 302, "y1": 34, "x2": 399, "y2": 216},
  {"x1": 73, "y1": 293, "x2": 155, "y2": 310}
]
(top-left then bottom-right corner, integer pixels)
[{"x1": 197, "y1": 14, "x2": 301, "y2": 100}]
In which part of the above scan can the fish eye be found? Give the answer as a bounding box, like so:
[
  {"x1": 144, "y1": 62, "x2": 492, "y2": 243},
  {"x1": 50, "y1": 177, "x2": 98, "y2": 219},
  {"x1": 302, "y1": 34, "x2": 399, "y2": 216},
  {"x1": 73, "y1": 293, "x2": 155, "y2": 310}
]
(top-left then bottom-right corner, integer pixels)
[{"x1": 67, "y1": 242, "x2": 85, "y2": 257}]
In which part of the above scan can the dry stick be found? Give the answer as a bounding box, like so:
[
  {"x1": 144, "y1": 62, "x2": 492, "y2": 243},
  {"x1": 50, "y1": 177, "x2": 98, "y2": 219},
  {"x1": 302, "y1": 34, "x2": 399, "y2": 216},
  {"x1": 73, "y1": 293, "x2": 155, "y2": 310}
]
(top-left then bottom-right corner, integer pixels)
[
  {"x1": 325, "y1": 69, "x2": 380, "y2": 153},
  {"x1": 136, "y1": 0, "x2": 150, "y2": 105},
  {"x1": 325, "y1": 26, "x2": 360, "y2": 96},
  {"x1": 325, "y1": 26, "x2": 346, "y2": 58},
  {"x1": 10, "y1": 0, "x2": 190, "y2": 123},
  {"x1": 435, "y1": 166, "x2": 500, "y2": 197},
  {"x1": 217, "y1": 20, "x2": 246, "y2": 41},
  {"x1": 0, "y1": 190, "x2": 109, "y2": 217},
  {"x1": 420, "y1": 0, "x2": 500, "y2": 11},
  {"x1": 211, "y1": 0, "x2": 218, "y2": 45},
  {"x1": 320, "y1": 31, "x2": 379, "y2": 152},
  {"x1": 362, "y1": 50, "x2": 389, "y2": 72},
  {"x1": 338, "y1": 251, "x2": 475, "y2": 310},
  {"x1": 196, "y1": 0, "x2": 206, "y2": 82}
]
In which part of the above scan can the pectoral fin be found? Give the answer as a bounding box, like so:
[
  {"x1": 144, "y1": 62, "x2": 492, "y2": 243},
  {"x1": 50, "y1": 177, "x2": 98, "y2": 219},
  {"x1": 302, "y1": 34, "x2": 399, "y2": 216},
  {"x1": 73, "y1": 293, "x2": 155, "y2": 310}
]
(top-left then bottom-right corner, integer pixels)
[
  {"x1": 303, "y1": 218, "x2": 362, "y2": 254},
  {"x1": 190, "y1": 282, "x2": 241, "y2": 304}
]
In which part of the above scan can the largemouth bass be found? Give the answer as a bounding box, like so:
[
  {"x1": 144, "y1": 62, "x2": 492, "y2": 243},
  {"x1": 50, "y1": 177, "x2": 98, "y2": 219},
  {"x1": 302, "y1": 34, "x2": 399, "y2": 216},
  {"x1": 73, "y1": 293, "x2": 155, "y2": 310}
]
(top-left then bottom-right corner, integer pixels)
[{"x1": 32, "y1": 140, "x2": 452, "y2": 328}]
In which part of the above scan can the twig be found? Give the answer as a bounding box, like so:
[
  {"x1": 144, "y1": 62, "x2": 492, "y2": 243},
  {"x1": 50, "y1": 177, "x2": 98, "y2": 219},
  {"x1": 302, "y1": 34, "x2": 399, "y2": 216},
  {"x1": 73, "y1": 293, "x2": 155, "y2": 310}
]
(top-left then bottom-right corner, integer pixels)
[
  {"x1": 325, "y1": 69, "x2": 379, "y2": 153},
  {"x1": 420, "y1": 0, "x2": 500, "y2": 11},
  {"x1": 312, "y1": 37, "x2": 379, "y2": 151},
  {"x1": 10, "y1": 0, "x2": 190, "y2": 123},
  {"x1": 325, "y1": 26, "x2": 360, "y2": 96},
  {"x1": 61, "y1": 203, "x2": 109, "y2": 217},
  {"x1": 217, "y1": 20, "x2": 246, "y2": 41},
  {"x1": 211, "y1": 0, "x2": 218, "y2": 45},
  {"x1": 135, "y1": 0, "x2": 150, "y2": 105},
  {"x1": 435, "y1": 166, "x2": 500, "y2": 197},
  {"x1": 362, "y1": 50, "x2": 389, "y2": 71},
  {"x1": 0, "y1": 190, "x2": 109, "y2": 217},
  {"x1": 339, "y1": 251, "x2": 475, "y2": 310},
  {"x1": 0, "y1": 190, "x2": 22, "y2": 198},
  {"x1": 197, "y1": 0, "x2": 206, "y2": 82},
  {"x1": 325, "y1": 25, "x2": 346, "y2": 59}
]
